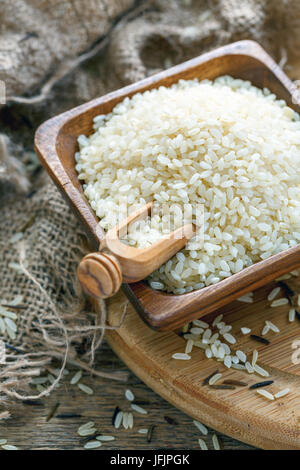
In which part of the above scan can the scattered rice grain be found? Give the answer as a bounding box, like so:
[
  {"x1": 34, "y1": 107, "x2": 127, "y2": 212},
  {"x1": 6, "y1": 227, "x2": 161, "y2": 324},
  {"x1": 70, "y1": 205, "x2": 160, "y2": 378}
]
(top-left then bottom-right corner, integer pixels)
[
  {"x1": 274, "y1": 388, "x2": 290, "y2": 399},
  {"x1": 131, "y1": 403, "x2": 148, "y2": 415},
  {"x1": 193, "y1": 420, "x2": 208, "y2": 435},
  {"x1": 78, "y1": 384, "x2": 94, "y2": 395},
  {"x1": 256, "y1": 389, "x2": 274, "y2": 400}
]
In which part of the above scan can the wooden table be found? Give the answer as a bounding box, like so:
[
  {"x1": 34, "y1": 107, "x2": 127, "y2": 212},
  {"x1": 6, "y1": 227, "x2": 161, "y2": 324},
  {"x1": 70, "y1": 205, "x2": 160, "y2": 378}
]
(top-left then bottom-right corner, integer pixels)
[{"x1": 0, "y1": 341, "x2": 254, "y2": 450}]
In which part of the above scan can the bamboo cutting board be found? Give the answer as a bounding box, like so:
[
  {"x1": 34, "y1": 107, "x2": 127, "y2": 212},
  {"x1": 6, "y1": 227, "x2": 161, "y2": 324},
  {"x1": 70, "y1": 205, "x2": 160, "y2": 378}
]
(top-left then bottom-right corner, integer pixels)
[
  {"x1": 105, "y1": 277, "x2": 300, "y2": 450},
  {"x1": 103, "y1": 51, "x2": 300, "y2": 451}
]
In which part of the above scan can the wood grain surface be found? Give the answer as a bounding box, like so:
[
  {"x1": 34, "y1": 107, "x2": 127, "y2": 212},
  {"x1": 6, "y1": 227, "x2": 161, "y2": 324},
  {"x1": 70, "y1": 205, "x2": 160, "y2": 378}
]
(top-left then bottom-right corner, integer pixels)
[
  {"x1": 105, "y1": 280, "x2": 300, "y2": 450},
  {"x1": 0, "y1": 340, "x2": 253, "y2": 450}
]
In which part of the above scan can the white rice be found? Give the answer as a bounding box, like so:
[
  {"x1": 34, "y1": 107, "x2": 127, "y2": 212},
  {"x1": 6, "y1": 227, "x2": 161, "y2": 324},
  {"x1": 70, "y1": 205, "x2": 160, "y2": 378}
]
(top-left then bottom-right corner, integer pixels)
[
  {"x1": 202, "y1": 328, "x2": 212, "y2": 343},
  {"x1": 125, "y1": 389, "x2": 135, "y2": 401},
  {"x1": 267, "y1": 287, "x2": 281, "y2": 301},
  {"x1": 208, "y1": 372, "x2": 222, "y2": 385},
  {"x1": 232, "y1": 364, "x2": 246, "y2": 371},
  {"x1": 237, "y1": 295, "x2": 253, "y2": 303},
  {"x1": 270, "y1": 298, "x2": 289, "y2": 307},
  {"x1": 190, "y1": 327, "x2": 204, "y2": 335},
  {"x1": 70, "y1": 371, "x2": 82, "y2": 385},
  {"x1": 245, "y1": 362, "x2": 254, "y2": 374},
  {"x1": 262, "y1": 325, "x2": 270, "y2": 336},
  {"x1": 252, "y1": 350, "x2": 258, "y2": 367},
  {"x1": 185, "y1": 339, "x2": 194, "y2": 354},
  {"x1": 84, "y1": 441, "x2": 102, "y2": 449},
  {"x1": 205, "y1": 348, "x2": 212, "y2": 359},
  {"x1": 212, "y1": 314, "x2": 223, "y2": 326},
  {"x1": 138, "y1": 428, "x2": 148, "y2": 434},
  {"x1": 96, "y1": 435, "x2": 115, "y2": 441},
  {"x1": 276, "y1": 274, "x2": 292, "y2": 281},
  {"x1": 76, "y1": 76, "x2": 300, "y2": 293},
  {"x1": 241, "y1": 327, "x2": 251, "y2": 335},
  {"x1": 128, "y1": 412, "x2": 134, "y2": 429},
  {"x1": 131, "y1": 403, "x2": 148, "y2": 415},
  {"x1": 193, "y1": 320, "x2": 209, "y2": 328},
  {"x1": 256, "y1": 389, "x2": 274, "y2": 400},
  {"x1": 198, "y1": 438, "x2": 208, "y2": 450},
  {"x1": 78, "y1": 421, "x2": 95, "y2": 431},
  {"x1": 212, "y1": 434, "x2": 221, "y2": 450},
  {"x1": 114, "y1": 411, "x2": 123, "y2": 429},
  {"x1": 78, "y1": 384, "x2": 94, "y2": 395},
  {"x1": 274, "y1": 388, "x2": 290, "y2": 399},
  {"x1": 224, "y1": 356, "x2": 232, "y2": 368},
  {"x1": 223, "y1": 333, "x2": 236, "y2": 345},
  {"x1": 253, "y1": 364, "x2": 270, "y2": 377},
  {"x1": 122, "y1": 412, "x2": 129, "y2": 429},
  {"x1": 289, "y1": 308, "x2": 296, "y2": 322},
  {"x1": 78, "y1": 422, "x2": 97, "y2": 436},
  {"x1": 236, "y1": 350, "x2": 247, "y2": 363},
  {"x1": 193, "y1": 420, "x2": 208, "y2": 435},
  {"x1": 265, "y1": 320, "x2": 280, "y2": 333},
  {"x1": 1, "y1": 444, "x2": 19, "y2": 450}
]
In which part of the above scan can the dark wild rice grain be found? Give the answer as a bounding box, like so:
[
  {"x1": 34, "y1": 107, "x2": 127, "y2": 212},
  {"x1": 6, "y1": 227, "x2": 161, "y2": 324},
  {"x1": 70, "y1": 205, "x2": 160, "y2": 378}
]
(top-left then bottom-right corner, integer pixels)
[
  {"x1": 56, "y1": 413, "x2": 82, "y2": 419},
  {"x1": 1, "y1": 304, "x2": 27, "y2": 310},
  {"x1": 19, "y1": 214, "x2": 36, "y2": 232},
  {"x1": 278, "y1": 281, "x2": 294, "y2": 303},
  {"x1": 81, "y1": 434, "x2": 101, "y2": 443},
  {"x1": 22, "y1": 400, "x2": 43, "y2": 406},
  {"x1": 210, "y1": 384, "x2": 236, "y2": 390},
  {"x1": 147, "y1": 425, "x2": 156, "y2": 443},
  {"x1": 250, "y1": 335, "x2": 270, "y2": 345},
  {"x1": 5, "y1": 343, "x2": 25, "y2": 354},
  {"x1": 249, "y1": 380, "x2": 274, "y2": 390},
  {"x1": 19, "y1": 32, "x2": 39, "y2": 43},
  {"x1": 223, "y1": 380, "x2": 247, "y2": 387},
  {"x1": 112, "y1": 406, "x2": 120, "y2": 426},
  {"x1": 46, "y1": 402, "x2": 60, "y2": 422},
  {"x1": 164, "y1": 416, "x2": 178, "y2": 425}
]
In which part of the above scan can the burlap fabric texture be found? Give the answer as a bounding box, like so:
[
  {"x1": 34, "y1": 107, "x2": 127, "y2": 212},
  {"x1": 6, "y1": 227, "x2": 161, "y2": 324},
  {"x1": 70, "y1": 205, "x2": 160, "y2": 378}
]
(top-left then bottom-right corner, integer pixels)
[{"x1": 1, "y1": 0, "x2": 300, "y2": 405}]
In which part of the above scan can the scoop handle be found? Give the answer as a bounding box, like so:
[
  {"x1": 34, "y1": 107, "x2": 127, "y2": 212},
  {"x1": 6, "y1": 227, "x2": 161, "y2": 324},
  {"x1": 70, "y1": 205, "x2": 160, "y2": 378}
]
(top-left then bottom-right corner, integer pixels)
[{"x1": 77, "y1": 252, "x2": 122, "y2": 299}]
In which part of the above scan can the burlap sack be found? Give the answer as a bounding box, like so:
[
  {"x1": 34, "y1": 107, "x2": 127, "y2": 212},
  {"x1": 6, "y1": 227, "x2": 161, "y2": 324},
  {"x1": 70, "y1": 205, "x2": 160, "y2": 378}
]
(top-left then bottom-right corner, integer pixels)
[{"x1": 1, "y1": 0, "x2": 300, "y2": 405}]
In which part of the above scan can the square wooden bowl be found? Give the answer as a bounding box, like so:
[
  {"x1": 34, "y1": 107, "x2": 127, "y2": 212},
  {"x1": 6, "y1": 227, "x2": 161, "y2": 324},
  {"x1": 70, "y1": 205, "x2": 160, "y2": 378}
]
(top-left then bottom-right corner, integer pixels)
[{"x1": 35, "y1": 40, "x2": 300, "y2": 331}]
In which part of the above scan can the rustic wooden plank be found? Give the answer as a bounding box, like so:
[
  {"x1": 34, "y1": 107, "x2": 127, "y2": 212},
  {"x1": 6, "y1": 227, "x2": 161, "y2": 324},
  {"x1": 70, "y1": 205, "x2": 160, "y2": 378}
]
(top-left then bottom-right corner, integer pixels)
[{"x1": 0, "y1": 341, "x2": 253, "y2": 450}]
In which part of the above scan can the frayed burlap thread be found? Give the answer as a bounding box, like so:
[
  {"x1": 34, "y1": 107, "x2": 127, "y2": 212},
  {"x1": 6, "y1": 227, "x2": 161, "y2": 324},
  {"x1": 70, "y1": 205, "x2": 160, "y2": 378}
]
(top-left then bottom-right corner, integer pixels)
[{"x1": 0, "y1": 172, "x2": 128, "y2": 402}]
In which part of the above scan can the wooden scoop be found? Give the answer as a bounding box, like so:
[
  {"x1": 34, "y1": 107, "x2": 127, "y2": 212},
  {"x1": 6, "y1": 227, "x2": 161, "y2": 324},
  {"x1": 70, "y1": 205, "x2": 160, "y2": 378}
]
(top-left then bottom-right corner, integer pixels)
[{"x1": 77, "y1": 202, "x2": 196, "y2": 299}]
